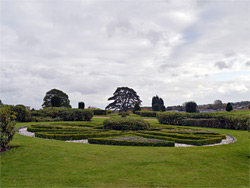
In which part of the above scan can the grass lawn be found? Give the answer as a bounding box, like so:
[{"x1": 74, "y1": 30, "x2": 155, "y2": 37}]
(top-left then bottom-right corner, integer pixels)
[{"x1": 1, "y1": 119, "x2": 249, "y2": 188}]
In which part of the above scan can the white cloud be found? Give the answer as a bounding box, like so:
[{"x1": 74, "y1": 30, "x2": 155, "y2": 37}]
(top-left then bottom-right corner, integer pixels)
[{"x1": 0, "y1": 0, "x2": 249, "y2": 109}]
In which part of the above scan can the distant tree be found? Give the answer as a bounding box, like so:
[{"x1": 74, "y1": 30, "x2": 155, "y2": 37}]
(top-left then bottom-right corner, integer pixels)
[
  {"x1": 78, "y1": 102, "x2": 85, "y2": 109},
  {"x1": 0, "y1": 100, "x2": 3, "y2": 105},
  {"x1": 105, "y1": 87, "x2": 142, "y2": 112},
  {"x1": 249, "y1": 105, "x2": 250, "y2": 110},
  {"x1": 51, "y1": 96, "x2": 62, "y2": 107},
  {"x1": 133, "y1": 103, "x2": 141, "y2": 113},
  {"x1": 226, "y1": 102, "x2": 233, "y2": 112},
  {"x1": 152, "y1": 95, "x2": 166, "y2": 111},
  {"x1": 42, "y1": 89, "x2": 71, "y2": 108},
  {"x1": 213, "y1": 100, "x2": 223, "y2": 110},
  {"x1": 185, "y1": 101, "x2": 198, "y2": 113}
]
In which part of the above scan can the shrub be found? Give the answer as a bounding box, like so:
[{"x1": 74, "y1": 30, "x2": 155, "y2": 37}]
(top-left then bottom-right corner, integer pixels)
[
  {"x1": 78, "y1": 102, "x2": 85, "y2": 109},
  {"x1": 0, "y1": 108, "x2": 16, "y2": 151},
  {"x1": 185, "y1": 101, "x2": 198, "y2": 113},
  {"x1": 226, "y1": 102, "x2": 233, "y2": 112},
  {"x1": 103, "y1": 118, "x2": 150, "y2": 130},
  {"x1": 136, "y1": 111, "x2": 157, "y2": 117},
  {"x1": 10, "y1": 105, "x2": 31, "y2": 122},
  {"x1": 133, "y1": 103, "x2": 141, "y2": 113}
]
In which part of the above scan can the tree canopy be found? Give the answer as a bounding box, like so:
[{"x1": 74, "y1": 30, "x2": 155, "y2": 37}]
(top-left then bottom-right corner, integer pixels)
[
  {"x1": 226, "y1": 102, "x2": 233, "y2": 112},
  {"x1": 42, "y1": 89, "x2": 71, "y2": 108},
  {"x1": 185, "y1": 101, "x2": 197, "y2": 113},
  {"x1": 105, "y1": 87, "x2": 142, "y2": 112}
]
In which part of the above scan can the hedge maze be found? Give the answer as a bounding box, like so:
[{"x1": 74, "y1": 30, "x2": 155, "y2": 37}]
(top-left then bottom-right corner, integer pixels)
[{"x1": 27, "y1": 118, "x2": 226, "y2": 147}]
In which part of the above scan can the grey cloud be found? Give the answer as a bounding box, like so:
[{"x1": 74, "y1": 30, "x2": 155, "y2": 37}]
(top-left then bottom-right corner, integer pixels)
[{"x1": 214, "y1": 61, "x2": 230, "y2": 70}]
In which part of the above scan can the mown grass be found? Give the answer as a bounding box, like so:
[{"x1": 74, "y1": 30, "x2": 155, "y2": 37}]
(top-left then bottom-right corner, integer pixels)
[{"x1": 1, "y1": 119, "x2": 249, "y2": 188}]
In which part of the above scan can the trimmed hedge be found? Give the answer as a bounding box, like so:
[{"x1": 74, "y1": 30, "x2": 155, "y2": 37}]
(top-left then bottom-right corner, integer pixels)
[
  {"x1": 135, "y1": 111, "x2": 157, "y2": 117},
  {"x1": 157, "y1": 112, "x2": 250, "y2": 130},
  {"x1": 88, "y1": 137, "x2": 174, "y2": 147},
  {"x1": 134, "y1": 132, "x2": 224, "y2": 146},
  {"x1": 103, "y1": 118, "x2": 150, "y2": 130},
  {"x1": 35, "y1": 131, "x2": 121, "y2": 141}
]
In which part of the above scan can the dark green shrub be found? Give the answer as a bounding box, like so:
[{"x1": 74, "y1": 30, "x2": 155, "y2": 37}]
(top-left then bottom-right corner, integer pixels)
[
  {"x1": 103, "y1": 118, "x2": 150, "y2": 130},
  {"x1": 10, "y1": 105, "x2": 31, "y2": 122},
  {"x1": 133, "y1": 103, "x2": 141, "y2": 113},
  {"x1": 78, "y1": 102, "x2": 85, "y2": 109},
  {"x1": 137, "y1": 111, "x2": 157, "y2": 117},
  {"x1": 0, "y1": 108, "x2": 16, "y2": 151},
  {"x1": 185, "y1": 101, "x2": 198, "y2": 113},
  {"x1": 157, "y1": 112, "x2": 185, "y2": 125},
  {"x1": 182, "y1": 118, "x2": 221, "y2": 128},
  {"x1": 226, "y1": 102, "x2": 233, "y2": 112}
]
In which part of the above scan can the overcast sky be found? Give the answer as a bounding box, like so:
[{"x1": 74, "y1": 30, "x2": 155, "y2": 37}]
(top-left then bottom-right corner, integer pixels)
[{"x1": 0, "y1": 0, "x2": 249, "y2": 109}]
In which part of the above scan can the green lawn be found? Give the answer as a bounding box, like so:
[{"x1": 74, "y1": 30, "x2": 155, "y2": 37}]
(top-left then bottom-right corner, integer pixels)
[{"x1": 1, "y1": 119, "x2": 249, "y2": 188}]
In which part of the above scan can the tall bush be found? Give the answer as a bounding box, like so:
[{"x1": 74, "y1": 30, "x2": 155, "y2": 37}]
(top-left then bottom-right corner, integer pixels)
[{"x1": 0, "y1": 108, "x2": 16, "y2": 151}]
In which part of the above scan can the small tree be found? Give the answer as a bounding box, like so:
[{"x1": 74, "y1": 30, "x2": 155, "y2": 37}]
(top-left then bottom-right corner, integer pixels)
[
  {"x1": 185, "y1": 101, "x2": 197, "y2": 113},
  {"x1": 78, "y1": 102, "x2": 85, "y2": 109},
  {"x1": 0, "y1": 108, "x2": 16, "y2": 151},
  {"x1": 106, "y1": 87, "x2": 141, "y2": 112},
  {"x1": 152, "y1": 95, "x2": 166, "y2": 111},
  {"x1": 133, "y1": 103, "x2": 141, "y2": 113},
  {"x1": 249, "y1": 105, "x2": 250, "y2": 110},
  {"x1": 226, "y1": 102, "x2": 233, "y2": 112}
]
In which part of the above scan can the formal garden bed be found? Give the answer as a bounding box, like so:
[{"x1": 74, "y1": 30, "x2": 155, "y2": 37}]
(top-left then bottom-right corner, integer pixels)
[{"x1": 19, "y1": 117, "x2": 231, "y2": 147}]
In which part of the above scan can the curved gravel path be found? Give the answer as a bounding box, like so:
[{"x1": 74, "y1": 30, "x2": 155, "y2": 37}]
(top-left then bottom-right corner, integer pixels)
[{"x1": 18, "y1": 127, "x2": 237, "y2": 147}]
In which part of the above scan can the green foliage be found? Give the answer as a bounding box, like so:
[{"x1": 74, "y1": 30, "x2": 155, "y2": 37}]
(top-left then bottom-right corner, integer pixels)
[
  {"x1": 103, "y1": 118, "x2": 150, "y2": 130},
  {"x1": 105, "y1": 87, "x2": 142, "y2": 112},
  {"x1": 185, "y1": 101, "x2": 197, "y2": 113},
  {"x1": 0, "y1": 108, "x2": 16, "y2": 151},
  {"x1": 152, "y1": 95, "x2": 166, "y2": 111},
  {"x1": 78, "y1": 102, "x2": 85, "y2": 109},
  {"x1": 51, "y1": 96, "x2": 62, "y2": 107},
  {"x1": 226, "y1": 102, "x2": 233, "y2": 112},
  {"x1": 34, "y1": 107, "x2": 93, "y2": 121},
  {"x1": 88, "y1": 137, "x2": 174, "y2": 147},
  {"x1": 133, "y1": 103, "x2": 141, "y2": 113},
  {"x1": 10, "y1": 105, "x2": 31, "y2": 122},
  {"x1": 157, "y1": 111, "x2": 250, "y2": 130},
  {"x1": 42, "y1": 88, "x2": 71, "y2": 108},
  {"x1": 136, "y1": 111, "x2": 157, "y2": 117}
]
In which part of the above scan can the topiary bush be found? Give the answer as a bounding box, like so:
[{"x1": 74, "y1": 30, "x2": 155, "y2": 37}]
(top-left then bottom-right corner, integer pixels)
[
  {"x1": 0, "y1": 108, "x2": 16, "y2": 151},
  {"x1": 103, "y1": 118, "x2": 150, "y2": 130}
]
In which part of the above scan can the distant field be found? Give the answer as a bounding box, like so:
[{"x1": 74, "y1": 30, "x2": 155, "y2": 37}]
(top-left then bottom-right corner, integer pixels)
[{"x1": 1, "y1": 118, "x2": 249, "y2": 188}]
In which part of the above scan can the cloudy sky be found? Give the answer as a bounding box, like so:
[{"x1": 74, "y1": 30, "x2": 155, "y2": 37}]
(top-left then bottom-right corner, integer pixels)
[{"x1": 0, "y1": 0, "x2": 249, "y2": 109}]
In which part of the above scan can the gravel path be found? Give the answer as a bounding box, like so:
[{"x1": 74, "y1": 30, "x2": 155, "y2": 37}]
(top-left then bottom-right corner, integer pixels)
[{"x1": 18, "y1": 127, "x2": 236, "y2": 147}]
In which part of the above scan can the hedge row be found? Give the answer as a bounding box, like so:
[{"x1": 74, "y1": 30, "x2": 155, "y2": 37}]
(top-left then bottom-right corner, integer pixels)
[
  {"x1": 134, "y1": 132, "x2": 224, "y2": 146},
  {"x1": 137, "y1": 131, "x2": 226, "y2": 140},
  {"x1": 157, "y1": 112, "x2": 250, "y2": 130},
  {"x1": 135, "y1": 111, "x2": 157, "y2": 117},
  {"x1": 88, "y1": 137, "x2": 174, "y2": 147},
  {"x1": 35, "y1": 131, "x2": 121, "y2": 141},
  {"x1": 103, "y1": 118, "x2": 150, "y2": 130}
]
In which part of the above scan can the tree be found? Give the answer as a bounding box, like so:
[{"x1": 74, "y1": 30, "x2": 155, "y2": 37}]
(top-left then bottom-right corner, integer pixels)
[
  {"x1": 78, "y1": 102, "x2": 85, "y2": 109},
  {"x1": 133, "y1": 103, "x2": 141, "y2": 113},
  {"x1": 42, "y1": 89, "x2": 71, "y2": 108},
  {"x1": 152, "y1": 95, "x2": 166, "y2": 111},
  {"x1": 185, "y1": 101, "x2": 197, "y2": 113},
  {"x1": 105, "y1": 87, "x2": 142, "y2": 112},
  {"x1": 213, "y1": 100, "x2": 223, "y2": 110},
  {"x1": 0, "y1": 100, "x2": 3, "y2": 105},
  {"x1": 51, "y1": 96, "x2": 62, "y2": 107},
  {"x1": 249, "y1": 105, "x2": 250, "y2": 110},
  {"x1": 226, "y1": 102, "x2": 233, "y2": 112}
]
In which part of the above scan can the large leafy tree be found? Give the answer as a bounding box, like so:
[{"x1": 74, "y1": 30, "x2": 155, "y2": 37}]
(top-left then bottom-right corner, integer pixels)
[
  {"x1": 105, "y1": 87, "x2": 142, "y2": 112},
  {"x1": 42, "y1": 89, "x2": 71, "y2": 108}
]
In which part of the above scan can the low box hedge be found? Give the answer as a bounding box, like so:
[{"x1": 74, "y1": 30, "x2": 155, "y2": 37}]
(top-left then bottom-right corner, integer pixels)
[
  {"x1": 103, "y1": 118, "x2": 150, "y2": 130},
  {"x1": 88, "y1": 137, "x2": 174, "y2": 147},
  {"x1": 135, "y1": 111, "x2": 157, "y2": 117},
  {"x1": 35, "y1": 131, "x2": 122, "y2": 141}
]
